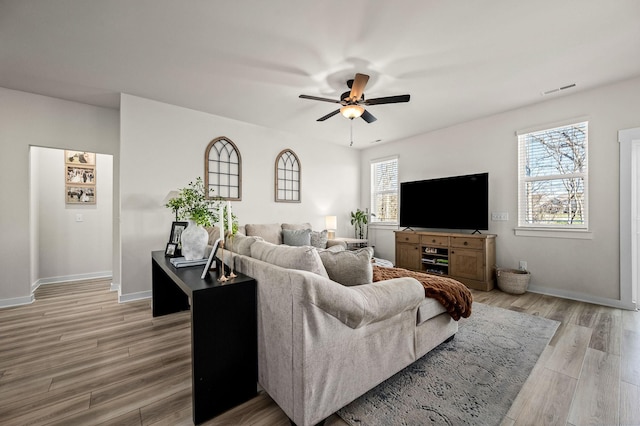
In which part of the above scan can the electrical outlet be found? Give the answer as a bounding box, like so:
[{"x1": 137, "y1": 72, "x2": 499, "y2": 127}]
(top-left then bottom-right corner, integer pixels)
[
  {"x1": 519, "y1": 261, "x2": 527, "y2": 271},
  {"x1": 491, "y1": 212, "x2": 509, "y2": 221}
]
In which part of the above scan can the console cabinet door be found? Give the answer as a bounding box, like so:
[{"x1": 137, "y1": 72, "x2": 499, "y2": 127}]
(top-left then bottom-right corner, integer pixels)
[
  {"x1": 396, "y1": 243, "x2": 421, "y2": 270},
  {"x1": 450, "y1": 248, "x2": 485, "y2": 281}
]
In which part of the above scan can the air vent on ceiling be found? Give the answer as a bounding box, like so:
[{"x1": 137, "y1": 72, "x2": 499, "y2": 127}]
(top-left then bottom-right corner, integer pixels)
[{"x1": 542, "y1": 83, "x2": 576, "y2": 96}]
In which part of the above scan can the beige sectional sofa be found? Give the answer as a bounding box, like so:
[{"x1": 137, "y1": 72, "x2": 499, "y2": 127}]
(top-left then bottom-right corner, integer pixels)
[{"x1": 219, "y1": 224, "x2": 459, "y2": 426}]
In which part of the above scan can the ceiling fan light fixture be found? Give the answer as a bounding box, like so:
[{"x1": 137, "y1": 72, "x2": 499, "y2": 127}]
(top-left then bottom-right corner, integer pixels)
[{"x1": 340, "y1": 104, "x2": 364, "y2": 119}]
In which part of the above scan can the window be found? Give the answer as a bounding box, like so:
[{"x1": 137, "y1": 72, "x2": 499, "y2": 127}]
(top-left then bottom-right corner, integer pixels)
[
  {"x1": 370, "y1": 157, "x2": 398, "y2": 223},
  {"x1": 518, "y1": 121, "x2": 588, "y2": 229},
  {"x1": 275, "y1": 149, "x2": 301, "y2": 202},
  {"x1": 205, "y1": 137, "x2": 241, "y2": 200}
]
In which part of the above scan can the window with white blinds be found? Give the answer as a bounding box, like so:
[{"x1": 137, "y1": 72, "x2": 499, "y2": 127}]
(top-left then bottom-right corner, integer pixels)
[
  {"x1": 370, "y1": 157, "x2": 398, "y2": 223},
  {"x1": 517, "y1": 121, "x2": 588, "y2": 228}
]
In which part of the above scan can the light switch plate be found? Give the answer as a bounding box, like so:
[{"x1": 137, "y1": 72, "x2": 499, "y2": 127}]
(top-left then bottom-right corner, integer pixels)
[{"x1": 491, "y1": 212, "x2": 508, "y2": 221}]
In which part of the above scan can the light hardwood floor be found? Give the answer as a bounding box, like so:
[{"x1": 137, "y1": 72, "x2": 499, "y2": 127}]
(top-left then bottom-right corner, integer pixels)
[{"x1": 1, "y1": 279, "x2": 639, "y2": 425}]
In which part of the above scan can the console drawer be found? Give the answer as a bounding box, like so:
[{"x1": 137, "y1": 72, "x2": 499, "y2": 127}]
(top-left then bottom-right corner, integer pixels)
[
  {"x1": 421, "y1": 235, "x2": 449, "y2": 246},
  {"x1": 396, "y1": 233, "x2": 420, "y2": 244},
  {"x1": 451, "y1": 236, "x2": 484, "y2": 249}
]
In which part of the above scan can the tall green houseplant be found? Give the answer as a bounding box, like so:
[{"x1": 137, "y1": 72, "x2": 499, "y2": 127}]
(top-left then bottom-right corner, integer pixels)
[{"x1": 350, "y1": 208, "x2": 369, "y2": 240}]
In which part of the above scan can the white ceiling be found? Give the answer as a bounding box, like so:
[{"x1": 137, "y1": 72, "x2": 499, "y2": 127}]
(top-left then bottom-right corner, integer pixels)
[{"x1": 1, "y1": 0, "x2": 639, "y2": 148}]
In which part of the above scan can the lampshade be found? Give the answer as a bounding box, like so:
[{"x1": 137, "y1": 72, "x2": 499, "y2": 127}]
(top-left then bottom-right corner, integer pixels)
[
  {"x1": 325, "y1": 215, "x2": 337, "y2": 230},
  {"x1": 340, "y1": 104, "x2": 364, "y2": 119},
  {"x1": 162, "y1": 190, "x2": 180, "y2": 205},
  {"x1": 163, "y1": 190, "x2": 180, "y2": 221}
]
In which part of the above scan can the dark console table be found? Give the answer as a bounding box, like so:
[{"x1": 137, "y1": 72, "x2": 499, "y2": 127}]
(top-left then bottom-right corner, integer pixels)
[{"x1": 151, "y1": 251, "x2": 257, "y2": 425}]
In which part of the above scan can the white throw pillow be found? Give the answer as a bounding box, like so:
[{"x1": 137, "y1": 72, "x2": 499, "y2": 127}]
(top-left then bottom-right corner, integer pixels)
[
  {"x1": 250, "y1": 240, "x2": 329, "y2": 278},
  {"x1": 226, "y1": 233, "x2": 262, "y2": 256},
  {"x1": 310, "y1": 230, "x2": 329, "y2": 249}
]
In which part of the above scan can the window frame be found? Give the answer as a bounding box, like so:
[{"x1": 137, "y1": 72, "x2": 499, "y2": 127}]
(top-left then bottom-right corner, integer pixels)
[
  {"x1": 517, "y1": 120, "x2": 589, "y2": 231},
  {"x1": 274, "y1": 149, "x2": 301, "y2": 203},
  {"x1": 205, "y1": 136, "x2": 242, "y2": 201},
  {"x1": 370, "y1": 156, "x2": 399, "y2": 225}
]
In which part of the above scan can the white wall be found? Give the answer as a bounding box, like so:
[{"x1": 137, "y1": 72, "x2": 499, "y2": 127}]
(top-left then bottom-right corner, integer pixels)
[
  {"x1": 33, "y1": 147, "x2": 113, "y2": 283},
  {"x1": 4, "y1": 76, "x2": 637, "y2": 308},
  {"x1": 119, "y1": 94, "x2": 360, "y2": 299},
  {"x1": 362, "y1": 76, "x2": 640, "y2": 306},
  {"x1": 0, "y1": 87, "x2": 119, "y2": 306}
]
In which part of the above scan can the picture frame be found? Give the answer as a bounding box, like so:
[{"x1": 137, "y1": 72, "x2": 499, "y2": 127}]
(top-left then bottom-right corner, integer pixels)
[
  {"x1": 65, "y1": 185, "x2": 96, "y2": 204},
  {"x1": 165, "y1": 242, "x2": 178, "y2": 257},
  {"x1": 169, "y1": 221, "x2": 188, "y2": 244},
  {"x1": 201, "y1": 238, "x2": 221, "y2": 279},
  {"x1": 65, "y1": 150, "x2": 96, "y2": 166},
  {"x1": 64, "y1": 150, "x2": 98, "y2": 205},
  {"x1": 66, "y1": 165, "x2": 96, "y2": 184}
]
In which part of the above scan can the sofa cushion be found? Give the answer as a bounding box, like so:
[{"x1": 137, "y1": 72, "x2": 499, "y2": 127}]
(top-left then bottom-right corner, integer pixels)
[
  {"x1": 251, "y1": 240, "x2": 329, "y2": 278},
  {"x1": 310, "y1": 230, "x2": 328, "y2": 249},
  {"x1": 318, "y1": 247, "x2": 374, "y2": 286},
  {"x1": 318, "y1": 244, "x2": 345, "y2": 253},
  {"x1": 417, "y1": 297, "x2": 448, "y2": 325},
  {"x1": 245, "y1": 223, "x2": 283, "y2": 245},
  {"x1": 283, "y1": 228, "x2": 312, "y2": 246},
  {"x1": 205, "y1": 226, "x2": 222, "y2": 245},
  {"x1": 227, "y1": 233, "x2": 263, "y2": 256},
  {"x1": 281, "y1": 222, "x2": 312, "y2": 231}
]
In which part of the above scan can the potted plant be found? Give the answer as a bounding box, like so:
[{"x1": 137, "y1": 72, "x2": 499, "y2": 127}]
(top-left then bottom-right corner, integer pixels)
[
  {"x1": 165, "y1": 177, "x2": 218, "y2": 260},
  {"x1": 350, "y1": 208, "x2": 369, "y2": 240}
]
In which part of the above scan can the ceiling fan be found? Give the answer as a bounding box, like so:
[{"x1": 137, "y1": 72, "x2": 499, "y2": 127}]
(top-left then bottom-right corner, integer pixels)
[{"x1": 299, "y1": 73, "x2": 410, "y2": 123}]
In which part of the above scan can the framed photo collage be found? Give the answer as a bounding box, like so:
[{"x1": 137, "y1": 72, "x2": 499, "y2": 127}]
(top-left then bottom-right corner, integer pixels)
[{"x1": 65, "y1": 151, "x2": 96, "y2": 204}]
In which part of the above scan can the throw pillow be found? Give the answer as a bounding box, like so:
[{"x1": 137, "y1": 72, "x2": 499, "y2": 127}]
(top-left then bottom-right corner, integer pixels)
[
  {"x1": 310, "y1": 230, "x2": 328, "y2": 249},
  {"x1": 226, "y1": 233, "x2": 263, "y2": 256},
  {"x1": 282, "y1": 228, "x2": 312, "y2": 246},
  {"x1": 319, "y1": 247, "x2": 374, "y2": 286},
  {"x1": 250, "y1": 240, "x2": 329, "y2": 278}
]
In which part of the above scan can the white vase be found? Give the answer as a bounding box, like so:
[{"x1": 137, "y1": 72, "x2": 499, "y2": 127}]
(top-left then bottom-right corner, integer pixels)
[{"x1": 180, "y1": 220, "x2": 209, "y2": 260}]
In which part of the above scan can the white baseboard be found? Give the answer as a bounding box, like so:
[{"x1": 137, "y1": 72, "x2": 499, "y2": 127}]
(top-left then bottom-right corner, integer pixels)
[
  {"x1": 31, "y1": 271, "x2": 113, "y2": 292},
  {"x1": 527, "y1": 284, "x2": 636, "y2": 311},
  {"x1": 118, "y1": 290, "x2": 152, "y2": 303},
  {"x1": 0, "y1": 294, "x2": 35, "y2": 308}
]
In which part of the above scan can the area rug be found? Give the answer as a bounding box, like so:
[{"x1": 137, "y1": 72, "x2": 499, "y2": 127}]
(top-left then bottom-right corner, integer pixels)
[{"x1": 337, "y1": 302, "x2": 560, "y2": 426}]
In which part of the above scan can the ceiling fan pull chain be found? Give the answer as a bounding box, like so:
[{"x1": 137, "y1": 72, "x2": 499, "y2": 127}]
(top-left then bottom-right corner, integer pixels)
[{"x1": 350, "y1": 119, "x2": 354, "y2": 147}]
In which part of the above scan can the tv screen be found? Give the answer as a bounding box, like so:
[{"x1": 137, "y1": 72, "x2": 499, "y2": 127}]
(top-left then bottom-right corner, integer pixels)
[{"x1": 400, "y1": 173, "x2": 489, "y2": 231}]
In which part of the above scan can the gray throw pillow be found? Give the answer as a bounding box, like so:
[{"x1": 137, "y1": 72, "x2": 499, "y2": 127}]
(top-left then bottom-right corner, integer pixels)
[
  {"x1": 283, "y1": 228, "x2": 312, "y2": 246},
  {"x1": 310, "y1": 230, "x2": 328, "y2": 249},
  {"x1": 319, "y1": 247, "x2": 374, "y2": 286}
]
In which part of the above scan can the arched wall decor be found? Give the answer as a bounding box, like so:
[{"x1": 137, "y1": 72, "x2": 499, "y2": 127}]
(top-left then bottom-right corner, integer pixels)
[
  {"x1": 275, "y1": 149, "x2": 301, "y2": 203},
  {"x1": 205, "y1": 136, "x2": 241, "y2": 200}
]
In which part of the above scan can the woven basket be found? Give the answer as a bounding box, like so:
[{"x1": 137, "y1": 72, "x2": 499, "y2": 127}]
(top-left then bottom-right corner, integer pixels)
[{"x1": 496, "y1": 268, "x2": 530, "y2": 294}]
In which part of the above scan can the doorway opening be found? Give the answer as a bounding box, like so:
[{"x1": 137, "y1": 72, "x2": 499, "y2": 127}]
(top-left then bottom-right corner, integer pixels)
[
  {"x1": 29, "y1": 146, "x2": 114, "y2": 296},
  {"x1": 619, "y1": 127, "x2": 640, "y2": 310}
]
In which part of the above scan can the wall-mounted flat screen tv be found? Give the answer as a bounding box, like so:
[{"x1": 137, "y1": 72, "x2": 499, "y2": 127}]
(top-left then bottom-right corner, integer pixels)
[{"x1": 399, "y1": 172, "x2": 489, "y2": 231}]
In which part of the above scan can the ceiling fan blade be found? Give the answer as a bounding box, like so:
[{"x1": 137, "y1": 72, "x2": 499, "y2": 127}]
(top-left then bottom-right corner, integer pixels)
[
  {"x1": 364, "y1": 94, "x2": 411, "y2": 105},
  {"x1": 361, "y1": 109, "x2": 377, "y2": 123},
  {"x1": 317, "y1": 109, "x2": 341, "y2": 121},
  {"x1": 299, "y1": 94, "x2": 340, "y2": 103},
  {"x1": 349, "y1": 73, "x2": 369, "y2": 101}
]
